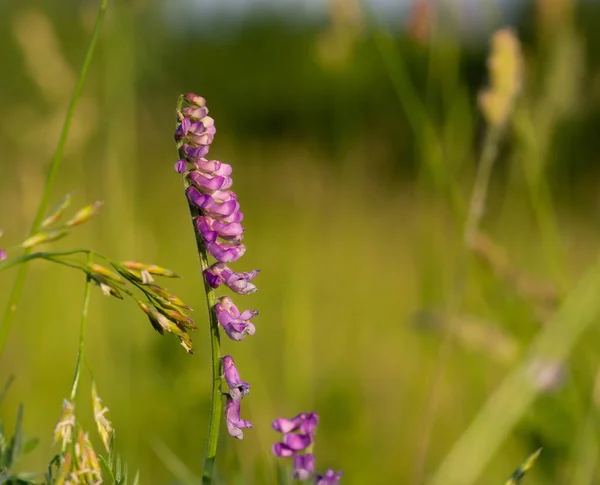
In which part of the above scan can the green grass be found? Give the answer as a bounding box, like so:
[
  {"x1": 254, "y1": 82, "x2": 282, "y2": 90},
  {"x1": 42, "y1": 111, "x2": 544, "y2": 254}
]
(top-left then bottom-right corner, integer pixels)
[{"x1": 1, "y1": 1, "x2": 600, "y2": 484}]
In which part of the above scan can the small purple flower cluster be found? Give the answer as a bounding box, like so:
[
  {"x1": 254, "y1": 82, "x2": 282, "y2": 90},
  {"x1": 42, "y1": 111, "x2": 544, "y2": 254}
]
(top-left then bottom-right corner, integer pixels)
[
  {"x1": 272, "y1": 412, "x2": 342, "y2": 483},
  {"x1": 174, "y1": 94, "x2": 258, "y2": 439}
]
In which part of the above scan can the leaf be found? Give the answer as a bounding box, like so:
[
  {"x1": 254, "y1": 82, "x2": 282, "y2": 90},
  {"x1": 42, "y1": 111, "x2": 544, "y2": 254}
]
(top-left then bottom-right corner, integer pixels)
[
  {"x1": 0, "y1": 376, "x2": 14, "y2": 406},
  {"x1": 7, "y1": 404, "x2": 24, "y2": 467},
  {"x1": 99, "y1": 454, "x2": 116, "y2": 482},
  {"x1": 132, "y1": 470, "x2": 140, "y2": 485},
  {"x1": 505, "y1": 448, "x2": 542, "y2": 485}
]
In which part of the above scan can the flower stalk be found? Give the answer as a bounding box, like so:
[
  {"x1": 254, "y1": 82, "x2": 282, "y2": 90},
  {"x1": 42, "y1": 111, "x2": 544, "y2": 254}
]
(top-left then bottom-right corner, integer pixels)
[{"x1": 174, "y1": 93, "x2": 259, "y2": 483}]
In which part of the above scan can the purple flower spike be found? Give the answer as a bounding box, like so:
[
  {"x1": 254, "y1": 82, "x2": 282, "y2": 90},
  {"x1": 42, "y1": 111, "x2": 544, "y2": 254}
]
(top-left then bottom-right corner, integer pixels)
[
  {"x1": 222, "y1": 354, "x2": 251, "y2": 400},
  {"x1": 293, "y1": 454, "x2": 315, "y2": 481},
  {"x1": 206, "y1": 240, "x2": 246, "y2": 263},
  {"x1": 174, "y1": 159, "x2": 187, "y2": 173},
  {"x1": 225, "y1": 396, "x2": 252, "y2": 440},
  {"x1": 0, "y1": 249, "x2": 7, "y2": 262},
  {"x1": 315, "y1": 470, "x2": 343, "y2": 484},
  {"x1": 204, "y1": 262, "x2": 259, "y2": 294}
]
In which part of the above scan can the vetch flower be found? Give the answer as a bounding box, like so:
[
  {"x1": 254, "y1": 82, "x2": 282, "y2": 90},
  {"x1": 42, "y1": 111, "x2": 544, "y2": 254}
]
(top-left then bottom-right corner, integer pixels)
[
  {"x1": 272, "y1": 412, "x2": 341, "y2": 482},
  {"x1": 225, "y1": 395, "x2": 253, "y2": 440},
  {"x1": 195, "y1": 216, "x2": 244, "y2": 243},
  {"x1": 222, "y1": 354, "x2": 251, "y2": 400},
  {"x1": 204, "y1": 262, "x2": 259, "y2": 295},
  {"x1": 315, "y1": 470, "x2": 343, "y2": 484},
  {"x1": 293, "y1": 453, "x2": 316, "y2": 481},
  {"x1": 215, "y1": 296, "x2": 257, "y2": 341},
  {"x1": 175, "y1": 93, "x2": 260, "y2": 442}
]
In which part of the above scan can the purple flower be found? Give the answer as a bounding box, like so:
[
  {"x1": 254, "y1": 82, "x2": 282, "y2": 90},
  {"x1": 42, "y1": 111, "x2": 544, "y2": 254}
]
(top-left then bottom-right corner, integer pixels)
[
  {"x1": 272, "y1": 412, "x2": 318, "y2": 456},
  {"x1": 186, "y1": 119, "x2": 216, "y2": 146},
  {"x1": 195, "y1": 216, "x2": 244, "y2": 244},
  {"x1": 272, "y1": 412, "x2": 319, "y2": 435},
  {"x1": 0, "y1": 249, "x2": 6, "y2": 262},
  {"x1": 225, "y1": 395, "x2": 252, "y2": 440},
  {"x1": 174, "y1": 117, "x2": 191, "y2": 143},
  {"x1": 192, "y1": 159, "x2": 233, "y2": 177},
  {"x1": 293, "y1": 454, "x2": 315, "y2": 481},
  {"x1": 204, "y1": 262, "x2": 259, "y2": 294},
  {"x1": 206, "y1": 240, "x2": 246, "y2": 263},
  {"x1": 174, "y1": 159, "x2": 188, "y2": 173},
  {"x1": 188, "y1": 170, "x2": 232, "y2": 192},
  {"x1": 315, "y1": 470, "x2": 343, "y2": 484},
  {"x1": 222, "y1": 354, "x2": 250, "y2": 400},
  {"x1": 182, "y1": 143, "x2": 210, "y2": 161},
  {"x1": 215, "y1": 296, "x2": 257, "y2": 340},
  {"x1": 272, "y1": 412, "x2": 328, "y2": 482},
  {"x1": 184, "y1": 93, "x2": 206, "y2": 107}
]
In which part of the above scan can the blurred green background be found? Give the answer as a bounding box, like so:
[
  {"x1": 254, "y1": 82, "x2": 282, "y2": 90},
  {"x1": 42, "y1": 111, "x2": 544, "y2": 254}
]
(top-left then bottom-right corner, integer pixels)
[{"x1": 3, "y1": 0, "x2": 600, "y2": 483}]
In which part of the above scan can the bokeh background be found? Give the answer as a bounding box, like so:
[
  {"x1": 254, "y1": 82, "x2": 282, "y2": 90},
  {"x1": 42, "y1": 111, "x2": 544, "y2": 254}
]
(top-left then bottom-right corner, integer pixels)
[{"x1": 2, "y1": 0, "x2": 600, "y2": 483}]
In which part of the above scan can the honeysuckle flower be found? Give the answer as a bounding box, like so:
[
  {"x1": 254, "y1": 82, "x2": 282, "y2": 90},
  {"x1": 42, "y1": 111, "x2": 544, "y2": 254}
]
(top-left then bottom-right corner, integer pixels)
[
  {"x1": 225, "y1": 395, "x2": 253, "y2": 440},
  {"x1": 222, "y1": 354, "x2": 250, "y2": 400},
  {"x1": 315, "y1": 470, "x2": 343, "y2": 484},
  {"x1": 204, "y1": 262, "x2": 259, "y2": 294},
  {"x1": 215, "y1": 296, "x2": 257, "y2": 340},
  {"x1": 293, "y1": 454, "x2": 316, "y2": 481}
]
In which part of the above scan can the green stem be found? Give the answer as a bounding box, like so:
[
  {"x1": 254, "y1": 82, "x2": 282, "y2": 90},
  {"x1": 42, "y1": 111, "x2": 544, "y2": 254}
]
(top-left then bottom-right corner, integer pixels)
[
  {"x1": 0, "y1": 249, "x2": 93, "y2": 272},
  {"x1": 175, "y1": 96, "x2": 222, "y2": 484},
  {"x1": 188, "y1": 200, "x2": 222, "y2": 484},
  {"x1": 412, "y1": 123, "x2": 503, "y2": 485},
  {"x1": 69, "y1": 253, "x2": 93, "y2": 402},
  {"x1": 0, "y1": 0, "x2": 108, "y2": 358}
]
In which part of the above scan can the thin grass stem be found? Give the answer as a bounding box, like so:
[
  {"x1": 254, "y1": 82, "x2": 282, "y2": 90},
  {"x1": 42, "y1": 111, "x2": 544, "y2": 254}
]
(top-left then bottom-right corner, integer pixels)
[
  {"x1": 0, "y1": 0, "x2": 108, "y2": 358},
  {"x1": 69, "y1": 253, "x2": 93, "y2": 402}
]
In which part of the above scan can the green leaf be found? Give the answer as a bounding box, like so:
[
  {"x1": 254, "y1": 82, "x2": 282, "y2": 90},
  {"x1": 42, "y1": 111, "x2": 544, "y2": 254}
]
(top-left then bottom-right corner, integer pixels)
[
  {"x1": 132, "y1": 470, "x2": 140, "y2": 485},
  {"x1": 7, "y1": 404, "x2": 24, "y2": 468},
  {"x1": 505, "y1": 449, "x2": 542, "y2": 485},
  {"x1": 0, "y1": 376, "x2": 14, "y2": 406},
  {"x1": 99, "y1": 454, "x2": 116, "y2": 482}
]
